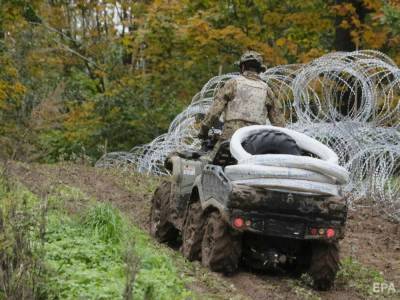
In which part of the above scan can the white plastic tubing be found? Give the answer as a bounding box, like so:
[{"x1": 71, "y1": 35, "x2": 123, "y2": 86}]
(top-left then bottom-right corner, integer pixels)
[{"x1": 226, "y1": 125, "x2": 350, "y2": 196}]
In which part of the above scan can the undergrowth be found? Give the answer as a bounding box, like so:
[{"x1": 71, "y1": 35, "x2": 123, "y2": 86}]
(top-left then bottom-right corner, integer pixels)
[
  {"x1": 336, "y1": 257, "x2": 398, "y2": 298},
  {"x1": 44, "y1": 194, "x2": 192, "y2": 299},
  {"x1": 0, "y1": 166, "x2": 46, "y2": 299},
  {"x1": 43, "y1": 212, "x2": 126, "y2": 299},
  {"x1": 289, "y1": 274, "x2": 321, "y2": 300},
  {"x1": 289, "y1": 257, "x2": 398, "y2": 300},
  {"x1": 1, "y1": 169, "x2": 192, "y2": 300},
  {"x1": 82, "y1": 202, "x2": 124, "y2": 243}
]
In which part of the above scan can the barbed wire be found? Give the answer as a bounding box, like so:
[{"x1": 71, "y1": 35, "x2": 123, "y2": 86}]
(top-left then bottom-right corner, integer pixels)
[{"x1": 96, "y1": 50, "x2": 400, "y2": 221}]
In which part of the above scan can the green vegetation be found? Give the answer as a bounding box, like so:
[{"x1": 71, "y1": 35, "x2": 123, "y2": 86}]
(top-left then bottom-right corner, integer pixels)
[
  {"x1": 336, "y1": 257, "x2": 399, "y2": 298},
  {"x1": 0, "y1": 170, "x2": 192, "y2": 299},
  {"x1": 288, "y1": 257, "x2": 400, "y2": 300},
  {"x1": 289, "y1": 275, "x2": 322, "y2": 300},
  {"x1": 0, "y1": 170, "x2": 46, "y2": 299},
  {"x1": 129, "y1": 227, "x2": 191, "y2": 300},
  {"x1": 43, "y1": 212, "x2": 126, "y2": 299},
  {"x1": 43, "y1": 204, "x2": 191, "y2": 299},
  {"x1": 81, "y1": 203, "x2": 125, "y2": 243}
]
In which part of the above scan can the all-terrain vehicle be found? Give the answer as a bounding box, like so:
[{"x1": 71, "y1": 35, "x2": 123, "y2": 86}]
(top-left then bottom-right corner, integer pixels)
[{"x1": 149, "y1": 127, "x2": 347, "y2": 291}]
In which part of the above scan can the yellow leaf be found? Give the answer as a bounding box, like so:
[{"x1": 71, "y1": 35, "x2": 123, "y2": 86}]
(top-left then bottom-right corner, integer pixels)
[{"x1": 276, "y1": 38, "x2": 286, "y2": 47}]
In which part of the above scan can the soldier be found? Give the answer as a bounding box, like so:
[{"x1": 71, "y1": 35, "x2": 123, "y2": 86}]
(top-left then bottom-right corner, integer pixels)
[{"x1": 198, "y1": 51, "x2": 285, "y2": 159}]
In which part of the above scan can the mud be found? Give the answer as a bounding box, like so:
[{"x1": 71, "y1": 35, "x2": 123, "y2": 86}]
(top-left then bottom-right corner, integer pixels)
[
  {"x1": 7, "y1": 161, "x2": 156, "y2": 229},
  {"x1": 7, "y1": 161, "x2": 399, "y2": 299},
  {"x1": 342, "y1": 207, "x2": 400, "y2": 283}
]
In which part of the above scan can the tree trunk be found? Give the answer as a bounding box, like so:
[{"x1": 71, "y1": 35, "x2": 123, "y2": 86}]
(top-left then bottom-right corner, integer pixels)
[{"x1": 334, "y1": 0, "x2": 370, "y2": 51}]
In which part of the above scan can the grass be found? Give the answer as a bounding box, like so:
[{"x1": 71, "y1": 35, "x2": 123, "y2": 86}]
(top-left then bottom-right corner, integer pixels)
[
  {"x1": 0, "y1": 168, "x2": 193, "y2": 300},
  {"x1": 287, "y1": 274, "x2": 321, "y2": 300},
  {"x1": 0, "y1": 168, "x2": 46, "y2": 299},
  {"x1": 43, "y1": 191, "x2": 193, "y2": 299},
  {"x1": 47, "y1": 184, "x2": 92, "y2": 214},
  {"x1": 0, "y1": 160, "x2": 243, "y2": 300},
  {"x1": 43, "y1": 180, "x2": 240, "y2": 300},
  {"x1": 129, "y1": 227, "x2": 191, "y2": 300},
  {"x1": 286, "y1": 257, "x2": 399, "y2": 300},
  {"x1": 43, "y1": 213, "x2": 126, "y2": 299},
  {"x1": 82, "y1": 203, "x2": 125, "y2": 243},
  {"x1": 100, "y1": 168, "x2": 161, "y2": 196},
  {"x1": 336, "y1": 257, "x2": 399, "y2": 299},
  {"x1": 290, "y1": 284, "x2": 321, "y2": 300}
]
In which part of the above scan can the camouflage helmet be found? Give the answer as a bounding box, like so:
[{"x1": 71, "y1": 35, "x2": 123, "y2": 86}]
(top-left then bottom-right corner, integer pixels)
[
  {"x1": 239, "y1": 51, "x2": 263, "y2": 64},
  {"x1": 236, "y1": 51, "x2": 266, "y2": 72}
]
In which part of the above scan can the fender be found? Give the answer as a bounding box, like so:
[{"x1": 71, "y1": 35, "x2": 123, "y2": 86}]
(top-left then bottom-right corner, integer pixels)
[{"x1": 193, "y1": 166, "x2": 232, "y2": 221}]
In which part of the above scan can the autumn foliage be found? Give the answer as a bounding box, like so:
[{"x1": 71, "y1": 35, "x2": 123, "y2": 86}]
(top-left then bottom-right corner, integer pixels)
[{"x1": 0, "y1": 0, "x2": 399, "y2": 162}]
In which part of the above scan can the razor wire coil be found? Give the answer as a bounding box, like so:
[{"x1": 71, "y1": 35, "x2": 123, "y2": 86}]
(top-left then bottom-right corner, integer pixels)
[{"x1": 96, "y1": 50, "x2": 400, "y2": 221}]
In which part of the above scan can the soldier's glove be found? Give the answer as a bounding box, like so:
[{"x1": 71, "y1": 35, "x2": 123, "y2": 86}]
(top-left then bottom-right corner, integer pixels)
[{"x1": 198, "y1": 125, "x2": 209, "y2": 139}]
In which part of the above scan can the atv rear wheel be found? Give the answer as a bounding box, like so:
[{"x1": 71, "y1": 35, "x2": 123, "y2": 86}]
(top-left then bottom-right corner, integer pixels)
[
  {"x1": 308, "y1": 242, "x2": 340, "y2": 291},
  {"x1": 149, "y1": 181, "x2": 178, "y2": 243},
  {"x1": 181, "y1": 201, "x2": 206, "y2": 261},
  {"x1": 201, "y1": 211, "x2": 242, "y2": 274}
]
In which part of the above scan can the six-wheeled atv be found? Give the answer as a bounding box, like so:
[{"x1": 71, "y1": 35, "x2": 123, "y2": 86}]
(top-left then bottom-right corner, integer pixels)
[{"x1": 149, "y1": 127, "x2": 347, "y2": 291}]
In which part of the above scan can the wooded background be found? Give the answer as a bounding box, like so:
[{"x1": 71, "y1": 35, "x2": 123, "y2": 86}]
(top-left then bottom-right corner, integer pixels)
[{"x1": 0, "y1": 0, "x2": 399, "y2": 162}]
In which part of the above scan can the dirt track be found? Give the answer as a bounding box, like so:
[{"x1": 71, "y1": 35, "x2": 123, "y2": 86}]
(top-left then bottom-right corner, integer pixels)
[{"x1": 8, "y1": 161, "x2": 400, "y2": 300}]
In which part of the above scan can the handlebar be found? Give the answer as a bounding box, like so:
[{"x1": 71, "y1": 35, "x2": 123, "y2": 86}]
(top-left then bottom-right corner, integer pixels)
[{"x1": 200, "y1": 128, "x2": 222, "y2": 151}]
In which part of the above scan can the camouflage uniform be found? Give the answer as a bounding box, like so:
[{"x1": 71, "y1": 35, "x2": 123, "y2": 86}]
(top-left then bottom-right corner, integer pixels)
[{"x1": 200, "y1": 70, "x2": 285, "y2": 159}]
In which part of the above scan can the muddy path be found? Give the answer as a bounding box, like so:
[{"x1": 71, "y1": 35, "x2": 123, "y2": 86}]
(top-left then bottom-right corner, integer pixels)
[{"x1": 7, "y1": 161, "x2": 400, "y2": 299}]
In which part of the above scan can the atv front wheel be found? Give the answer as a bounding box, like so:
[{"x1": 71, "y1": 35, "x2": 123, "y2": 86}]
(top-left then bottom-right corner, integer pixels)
[
  {"x1": 201, "y1": 211, "x2": 242, "y2": 274},
  {"x1": 149, "y1": 181, "x2": 178, "y2": 243},
  {"x1": 309, "y1": 242, "x2": 340, "y2": 291},
  {"x1": 181, "y1": 201, "x2": 206, "y2": 261}
]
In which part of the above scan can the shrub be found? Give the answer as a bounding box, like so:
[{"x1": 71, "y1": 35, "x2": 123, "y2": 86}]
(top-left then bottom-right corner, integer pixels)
[{"x1": 0, "y1": 166, "x2": 46, "y2": 299}]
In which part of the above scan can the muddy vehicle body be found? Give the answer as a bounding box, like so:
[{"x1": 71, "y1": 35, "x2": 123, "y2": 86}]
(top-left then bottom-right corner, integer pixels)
[{"x1": 150, "y1": 129, "x2": 348, "y2": 290}]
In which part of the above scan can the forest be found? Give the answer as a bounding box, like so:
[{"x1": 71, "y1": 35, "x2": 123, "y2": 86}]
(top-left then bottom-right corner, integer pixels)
[{"x1": 1, "y1": 0, "x2": 400, "y2": 162}]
